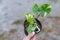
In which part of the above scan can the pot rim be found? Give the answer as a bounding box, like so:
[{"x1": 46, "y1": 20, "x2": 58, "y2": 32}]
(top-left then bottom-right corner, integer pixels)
[{"x1": 24, "y1": 18, "x2": 42, "y2": 35}]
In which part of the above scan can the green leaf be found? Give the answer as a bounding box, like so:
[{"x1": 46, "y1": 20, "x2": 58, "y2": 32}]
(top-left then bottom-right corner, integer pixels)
[
  {"x1": 27, "y1": 23, "x2": 37, "y2": 34},
  {"x1": 39, "y1": 4, "x2": 52, "y2": 17},
  {"x1": 32, "y1": 4, "x2": 39, "y2": 15},
  {"x1": 25, "y1": 14, "x2": 36, "y2": 24}
]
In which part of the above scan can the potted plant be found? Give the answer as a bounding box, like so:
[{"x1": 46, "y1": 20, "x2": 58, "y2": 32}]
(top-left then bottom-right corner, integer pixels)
[{"x1": 24, "y1": 3, "x2": 52, "y2": 35}]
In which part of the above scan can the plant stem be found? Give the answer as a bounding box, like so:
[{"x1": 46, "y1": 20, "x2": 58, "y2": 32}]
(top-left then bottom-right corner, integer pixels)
[{"x1": 37, "y1": 13, "x2": 41, "y2": 18}]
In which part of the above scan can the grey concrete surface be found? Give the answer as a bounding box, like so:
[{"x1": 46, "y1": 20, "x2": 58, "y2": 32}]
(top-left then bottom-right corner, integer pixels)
[{"x1": 0, "y1": 0, "x2": 60, "y2": 40}]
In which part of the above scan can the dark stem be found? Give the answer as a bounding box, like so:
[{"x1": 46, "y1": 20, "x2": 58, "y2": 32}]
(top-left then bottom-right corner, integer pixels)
[{"x1": 37, "y1": 13, "x2": 41, "y2": 18}]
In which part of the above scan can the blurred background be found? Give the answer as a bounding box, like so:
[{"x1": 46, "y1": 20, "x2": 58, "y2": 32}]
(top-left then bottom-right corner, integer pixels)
[{"x1": 0, "y1": 0, "x2": 60, "y2": 40}]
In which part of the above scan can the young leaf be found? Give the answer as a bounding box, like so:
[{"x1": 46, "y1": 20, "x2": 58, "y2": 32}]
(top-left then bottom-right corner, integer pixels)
[
  {"x1": 32, "y1": 4, "x2": 39, "y2": 15},
  {"x1": 39, "y1": 4, "x2": 52, "y2": 17},
  {"x1": 27, "y1": 23, "x2": 37, "y2": 34},
  {"x1": 25, "y1": 14, "x2": 36, "y2": 24}
]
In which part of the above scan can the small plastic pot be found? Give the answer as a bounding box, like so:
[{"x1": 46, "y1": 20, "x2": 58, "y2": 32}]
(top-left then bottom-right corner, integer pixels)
[{"x1": 24, "y1": 18, "x2": 42, "y2": 36}]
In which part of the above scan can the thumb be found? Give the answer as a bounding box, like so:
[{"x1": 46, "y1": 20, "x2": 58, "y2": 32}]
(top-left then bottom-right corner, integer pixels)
[{"x1": 27, "y1": 32, "x2": 35, "y2": 39}]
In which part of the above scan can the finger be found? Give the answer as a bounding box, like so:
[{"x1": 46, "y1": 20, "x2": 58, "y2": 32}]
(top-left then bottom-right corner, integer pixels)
[
  {"x1": 27, "y1": 32, "x2": 35, "y2": 39},
  {"x1": 31, "y1": 35, "x2": 36, "y2": 40}
]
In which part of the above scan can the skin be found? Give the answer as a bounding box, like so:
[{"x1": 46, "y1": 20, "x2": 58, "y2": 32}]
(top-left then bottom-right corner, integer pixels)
[{"x1": 23, "y1": 32, "x2": 36, "y2": 40}]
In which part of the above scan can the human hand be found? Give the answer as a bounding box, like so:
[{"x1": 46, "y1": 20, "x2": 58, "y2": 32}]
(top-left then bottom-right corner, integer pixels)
[{"x1": 23, "y1": 32, "x2": 36, "y2": 40}]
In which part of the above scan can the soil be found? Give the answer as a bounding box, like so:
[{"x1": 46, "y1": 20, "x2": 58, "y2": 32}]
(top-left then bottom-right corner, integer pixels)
[{"x1": 24, "y1": 18, "x2": 42, "y2": 35}]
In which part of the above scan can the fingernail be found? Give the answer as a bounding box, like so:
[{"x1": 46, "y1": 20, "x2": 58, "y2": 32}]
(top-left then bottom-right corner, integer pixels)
[{"x1": 32, "y1": 32, "x2": 35, "y2": 35}]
